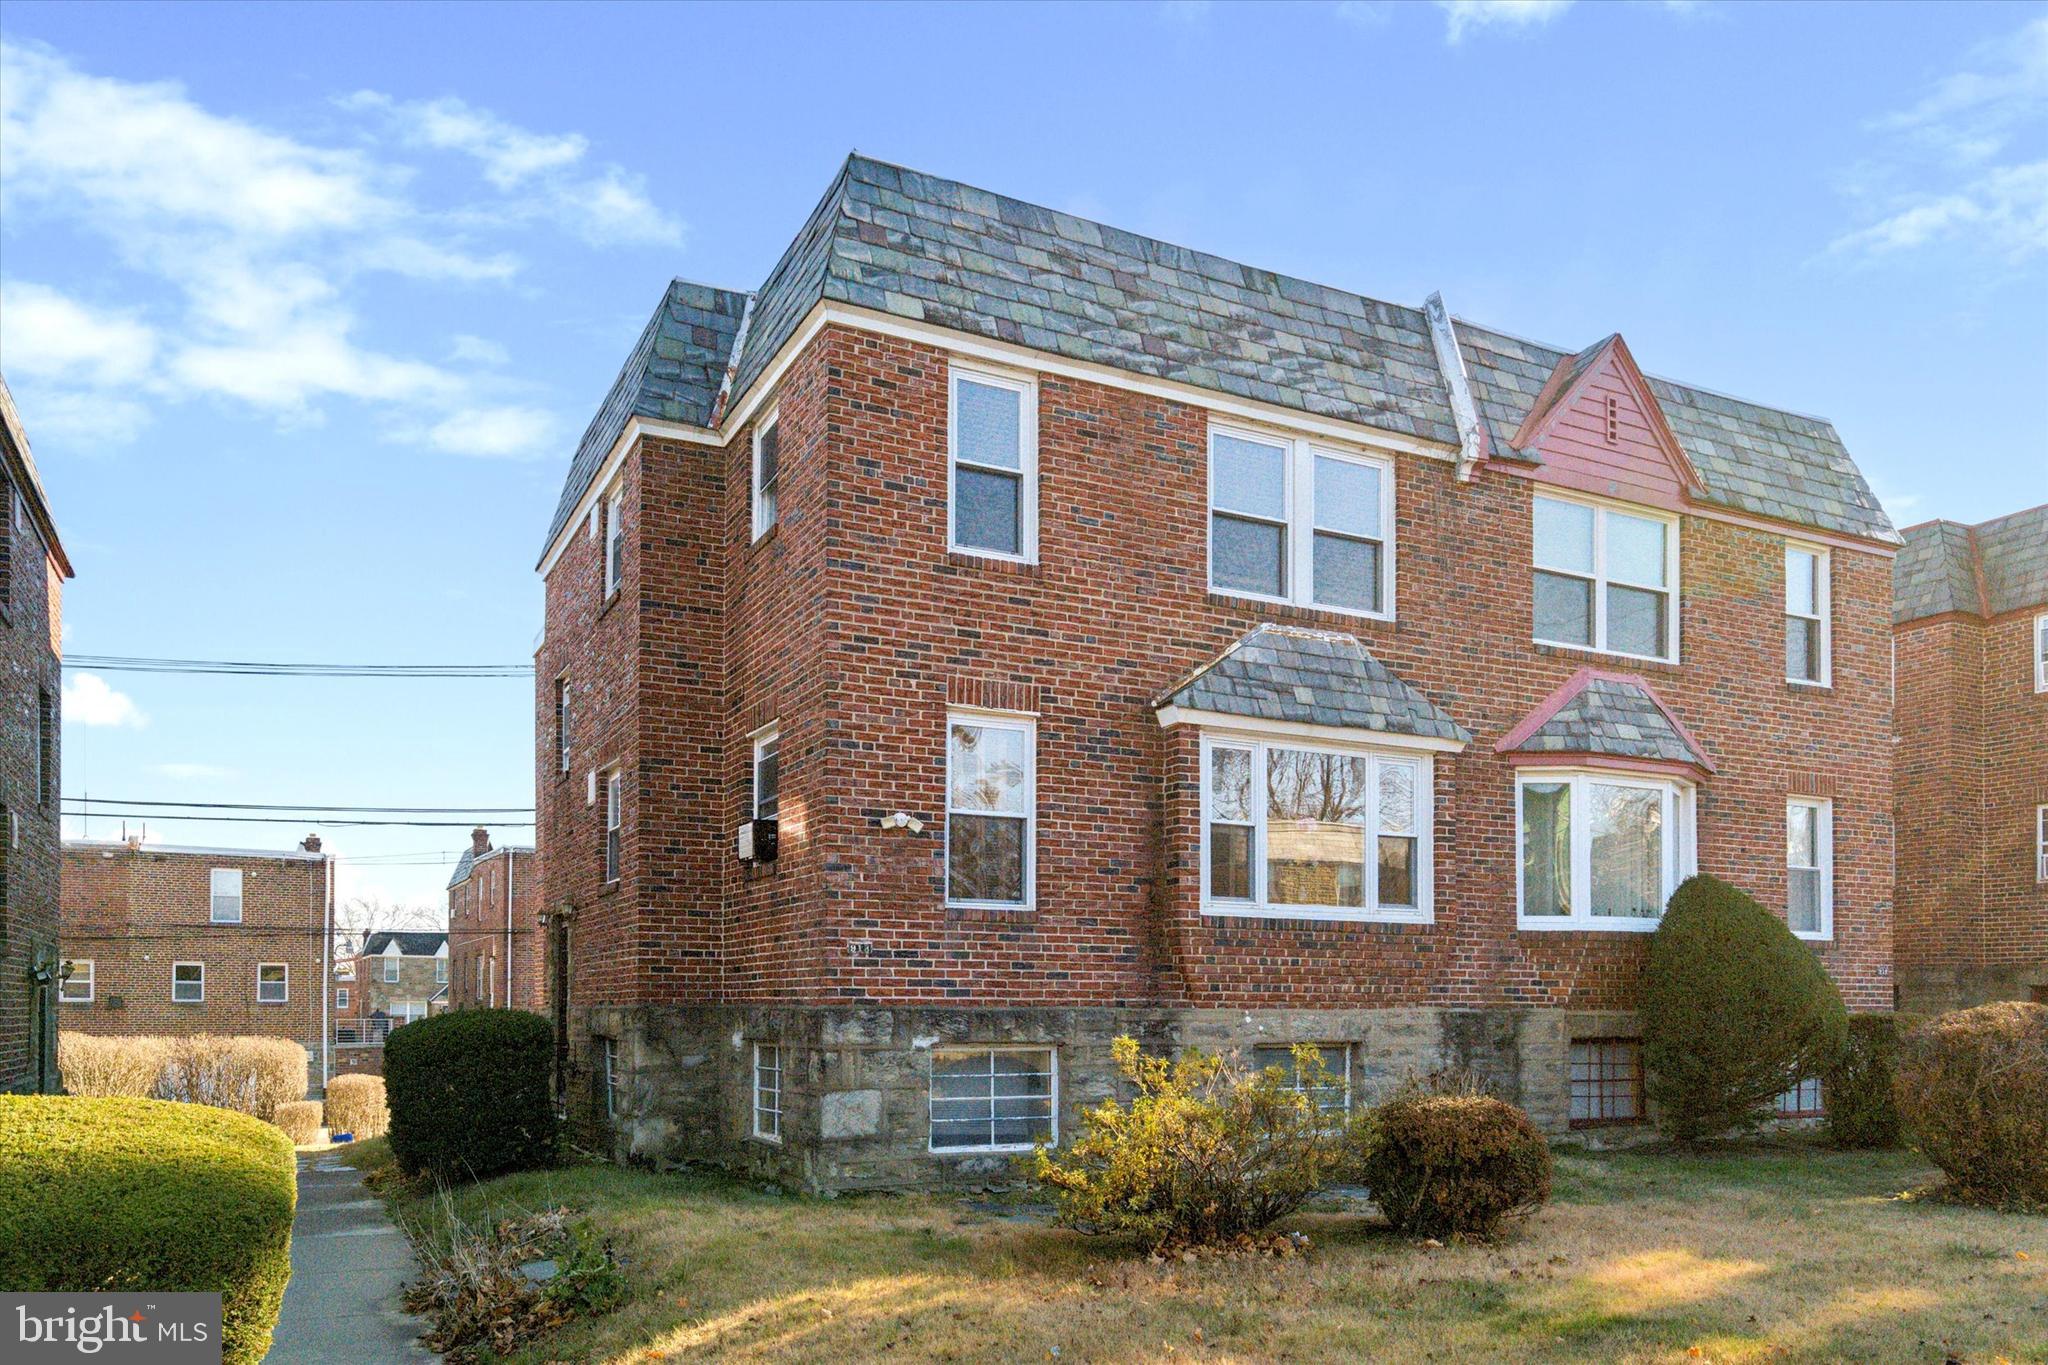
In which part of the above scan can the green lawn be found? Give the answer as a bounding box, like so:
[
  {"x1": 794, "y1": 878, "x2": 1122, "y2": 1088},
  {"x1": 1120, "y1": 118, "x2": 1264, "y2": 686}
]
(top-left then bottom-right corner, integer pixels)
[{"x1": 347, "y1": 1138, "x2": 2046, "y2": 1363}]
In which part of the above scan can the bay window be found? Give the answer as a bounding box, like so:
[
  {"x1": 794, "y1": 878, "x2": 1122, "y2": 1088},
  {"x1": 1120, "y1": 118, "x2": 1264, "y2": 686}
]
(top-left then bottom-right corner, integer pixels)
[
  {"x1": 1518, "y1": 770, "x2": 1693, "y2": 930},
  {"x1": 1208, "y1": 425, "x2": 1393, "y2": 617},
  {"x1": 1202, "y1": 734, "x2": 1432, "y2": 921},
  {"x1": 1532, "y1": 495, "x2": 1677, "y2": 661},
  {"x1": 1786, "y1": 797, "x2": 1833, "y2": 939},
  {"x1": 946, "y1": 712, "x2": 1034, "y2": 908}
]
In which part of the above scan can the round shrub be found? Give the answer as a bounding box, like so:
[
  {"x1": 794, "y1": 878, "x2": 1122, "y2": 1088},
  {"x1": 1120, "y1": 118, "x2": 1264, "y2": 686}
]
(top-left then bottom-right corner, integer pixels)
[
  {"x1": 1822, "y1": 1014, "x2": 1903, "y2": 1149},
  {"x1": 1359, "y1": 1094, "x2": 1553, "y2": 1240},
  {"x1": 1642, "y1": 874, "x2": 1848, "y2": 1143},
  {"x1": 325, "y1": 1073, "x2": 388, "y2": 1140},
  {"x1": 1895, "y1": 1002, "x2": 2048, "y2": 1210},
  {"x1": 273, "y1": 1099, "x2": 323, "y2": 1146},
  {"x1": 153, "y1": 1036, "x2": 309, "y2": 1121},
  {"x1": 0, "y1": 1096, "x2": 296, "y2": 1364},
  {"x1": 385, "y1": 1008, "x2": 556, "y2": 1183}
]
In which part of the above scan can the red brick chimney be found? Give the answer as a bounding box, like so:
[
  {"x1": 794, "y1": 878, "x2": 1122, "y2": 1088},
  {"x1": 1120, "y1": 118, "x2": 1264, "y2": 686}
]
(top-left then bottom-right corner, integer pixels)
[
  {"x1": 471, "y1": 827, "x2": 491, "y2": 855},
  {"x1": 301, "y1": 834, "x2": 323, "y2": 853}
]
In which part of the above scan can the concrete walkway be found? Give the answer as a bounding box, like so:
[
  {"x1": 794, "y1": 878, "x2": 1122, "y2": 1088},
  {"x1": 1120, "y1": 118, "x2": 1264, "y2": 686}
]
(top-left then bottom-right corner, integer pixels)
[{"x1": 264, "y1": 1151, "x2": 438, "y2": 1363}]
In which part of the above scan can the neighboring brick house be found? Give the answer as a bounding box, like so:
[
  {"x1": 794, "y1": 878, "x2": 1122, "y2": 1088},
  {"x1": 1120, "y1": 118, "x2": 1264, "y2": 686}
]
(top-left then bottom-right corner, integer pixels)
[
  {"x1": 336, "y1": 930, "x2": 448, "y2": 1041},
  {"x1": 1, "y1": 375, "x2": 73, "y2": 1094},
  {"x1": 535, "y1": 155, "x2": 1899, "y2": 1189},
  {"x1": 1892, "y1": 505, "x2": 2048, "y2": 1012},
  {"x1": 446, "y1": 827, "x2": 542, "y2": 1011},
  {"x1": 60, "y1": 836, "x2": 330, "y2": 1091}
]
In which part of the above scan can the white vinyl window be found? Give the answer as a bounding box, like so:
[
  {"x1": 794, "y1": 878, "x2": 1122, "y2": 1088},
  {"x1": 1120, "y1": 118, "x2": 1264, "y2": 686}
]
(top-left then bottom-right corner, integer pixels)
[
  {"x1": 600, "y1": 1036, "x2": 621, "y2": 1119},
  {"x1": 929, "y1": 1046, "x2": 1056, "y2": 1152},
  {"x1": 172, "y1": 961, "x2": 205, "y2": 1003},
  {"x1": 1518, "y1": 770, "x2": 1695, "y2": 930},
  {"x1": 752, "y1": 409, "x2": 781, "y2": 541},
  {"x1": 60, "y1": 958, "x2": 93, "y2": 1004},
  {"x1": 435, "y1": 954, "x2": 448, "y2": 985},
  {"x1": 1201, "y1": 734, "x2": 1432, "y2": 922},
  {"x1": 557, "y1": 677, "x2": 572, "y2": 774},
  {"x1": 603, "y1": 482, "x2": 624, "y2": 599},
  {"x1": 336, "y1": 987, "x2": 349, "y2": 1011},
  {"x1": 1786, "y1": 798, "x2": 1834, "y2": 940},
  {"x1": 945, "y1": 712, "x2": 1035, "y2": 909},
  {"x1": 949, "y1": 366, "x2": 1038, "y2": 562},
  {"x1": 1207, "y1": 425, "x2": 1393, "y2": 618},
  {"x1": 1533, "y1": 495, "x2": 1678, "y2": 662},
  {"x1": 257, "y1": 962, "x2": 289, "y2": 1004},
  {"x1": 1250, "y1": 1044, "x2": 1351, "y2": 1117},
  {"x1": 753, "y1": 1043, "x2": 783, "y2": 1142},
  {"x1": 2037, "y1": 806, "x2": 2047, "y2": 882},
  {"x1": 2035, "y1": 615, "x2": 2047, "y2": 693},
  {"x1": 753, "y1": 725, "x2": 780, "y2": 820},
  {"x1": 209, "y1": 868, "x2": 244, "y2": 924},
  {"x1": 1786, "y1": 546, "x2": 1830, "y2": 685},
  {"x1": 604, "y1": 768, "x2": 623, "y2": 883},
  {"x1": 383, "y1": 953, "x2": 400, "y2": 984}
]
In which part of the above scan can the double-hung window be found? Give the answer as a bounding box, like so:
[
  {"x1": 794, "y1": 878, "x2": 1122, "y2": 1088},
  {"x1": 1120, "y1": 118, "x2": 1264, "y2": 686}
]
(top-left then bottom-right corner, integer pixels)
[
  {"x1": 949, "y1": 366, "x2": 1037, "y2": 561},
  {"x1": 2035, "y1": 615, "x2": 2048, "y2": 693},
  {"x1": 336, "y1": 987, "x2": 349, "y2": 1011},
  {"x1": 1786, "y1": 546, "x2": 1830, "y2": 685},
  {"x1": 1202, "y1": 735, "x2": 1431, "y2": 921},
  {"x1": 752, "y1": 726, "x2": 780, "y2": 821},
  {"x1": 556, "y1": 677, "x2": 572, "y2": 774},
  {"x1": 172, "y1": 962, "x2": 205, "y2": 1003},
  {"x1": 752, "y1": 410, "x2": 780, "y2": 541},
  {"x1": 1533, "y1": 495, "x2": 1677, "y2": 661},
  {"x1": 1208, "y1": 426, "x2": 1392, "y2": 617},
  {"x1": 753, "y1": 1043, "x2": 782, "y2": 1142},
  {"x1": 383, "y1": 953, "x2": 400, "y2": 984},
  {"x1": 1518, "y1": 771, "x2": 1694, "y2": 930},
  {"x1": 60, "y1": 959, "x2": 93, "y2": 1004},
  {"x1": 210, "y1": 868, "x2": 244, "y2": 924},
  {"x1": 1786, "y1": 797, "x2": 1833, "y2": 940},
  {"x1": 929, "y1": 1046, "x2": 1056, "y2": 1152},
  {"x1": 602, "y1": 483, "x2": 624, "y2": 599},
  {"x1": 2037, "y1": 806, "x2": 2047, "y2": 883},
  {"x1": 257, "y1": 963, "x2": 289, "y2": 1003},
  {"x1": 603, "y1": 768, "x2": 623, "y2": 883},
  {"x1": 435, "y1": 955, "x2": 448, "y2": 986},
  {"x1": 945, "y1": 712, "x2": 1034, "y2": 908}
]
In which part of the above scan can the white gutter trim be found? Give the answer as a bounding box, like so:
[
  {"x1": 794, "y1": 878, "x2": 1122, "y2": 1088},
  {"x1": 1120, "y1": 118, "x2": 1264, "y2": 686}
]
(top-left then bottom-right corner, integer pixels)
[
  {"x1": 1153, "y1": 705, "x2": 1469, "y2": 753},
  {"x1": 535, "y1": 415, "x2": 716, "y2": 576}
]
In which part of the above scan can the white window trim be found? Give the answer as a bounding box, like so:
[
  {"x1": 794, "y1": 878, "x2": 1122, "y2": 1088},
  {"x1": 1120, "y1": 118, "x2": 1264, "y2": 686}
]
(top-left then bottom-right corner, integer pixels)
[
  {"x1": 1785, "y1": 544, "x2": 1832, "y2": 688},
  {"x1": 383, "y1": 953, "x2": 401, "y2": 984},
  {"x1": 2037, "y1": 806, "x2": 2047, "y2": 883},
  {"x1": 1786, "y1": 796, "x2": 1834, "y2": 942},
  {"x1": 557, "y1": 676, "x2": 573, "y2": 775},
  {"x1": 1250, "y1": 1042, "x2": 1353, "y2": 1118},
  {"x1": 2035, "y1": 614, "x2": 2048, "y2": 694},
  {"x1": 752, "y1": 1042, "x2": 783, "y2": 1144},
  {"x1": 751, "y1": 408, "x2": 780, "y2": 543},
  {"x1": 600, "y1": 1036, "x2": 621, "y2": 1119},
  {"x1": 602, "y1": 481, "x2": 624, "y2": 600},
  {"x1": 1206, "y1": 421, "x2": 1396, "y2": 621},
  {"x1": 1197, "y1": 728, "x2": 1435, "y2": 924},
  {"x1": 927, "y1": 1045, "x2": 1059, "y2": 1154},
  {"x1": 172, "y1": 961, "x2": 205, "y2": 1003},
  {"x1": 1531, "y1": 492, "x2": 1681, "y2": 664},
  {"x1": 752, "y1": 723, "x2": 780, "y2": 820},
  {"x1": 257, "y1": 962, "x2": 290, "y2": 1004},
  {"x1": 947, "y1": 363, "x2": 1039, "y2": 564},
  {"x1": 604, "y1": 767, "x2": 623, "y2": 884},
  {"x1": 1515, "y1": 768, "x2": 1697, "y2": 932},
  {"x1": 336, "y1": 987, "x2": 349, "y2": 1011},
  {"x1": 61, "y1": 958, "x2": 94, "y2": 1004},
  {"x1": 209, "y1": 867, "x2": 244, "y2": 924},
  {"x1": 944, "y1": 708, "x2": 1037, "y2": 911}
]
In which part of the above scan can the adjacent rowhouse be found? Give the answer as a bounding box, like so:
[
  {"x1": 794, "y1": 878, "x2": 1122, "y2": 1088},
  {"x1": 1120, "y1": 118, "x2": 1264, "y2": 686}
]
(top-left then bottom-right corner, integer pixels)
[{"x1": 446, "y1": 827, "x2": 543, "y2": 1011}]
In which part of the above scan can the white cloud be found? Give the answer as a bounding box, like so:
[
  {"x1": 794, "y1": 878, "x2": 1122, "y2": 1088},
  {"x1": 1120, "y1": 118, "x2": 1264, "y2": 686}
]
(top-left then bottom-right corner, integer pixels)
[
  {"x1": 63, "y1": 672, "x2": 146, "y2": 728},
  {"x1": 449, "y1": 334, "x2": 509, "y2": 365},
  {"x1": 1437, "y1": 0, "x2": 1572, "y2": 43},
  {"x1": 427, "y1": 405, "x2": 557, "y2": 459},
  {"x1": 0, "y1": 281, "x2": 157, "y2": 386},
  {"x1": 153, "y1": 762, "x2": 236, "y2": 781},
  {"x1": 340, "y1": 91, "x2": 587, "y2": 189},
  {"x1": 9, "y1": 390, "x2": 152, "y2": 446}
]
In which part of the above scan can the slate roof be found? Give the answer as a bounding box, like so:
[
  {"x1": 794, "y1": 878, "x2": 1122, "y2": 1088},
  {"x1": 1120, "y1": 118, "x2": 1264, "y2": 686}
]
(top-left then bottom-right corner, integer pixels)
[
  {"x1": 1497, "y1": 672, "x2": 1713, "y2": 771},
  {"x1": 446, "y1": 842, "x2": 535, "y2": 890},
  {"x1": 544, "y1": 155, "x2": 1897, "y2": 559},
  {"x1": 1155, "y1": 624, "x2": 1470, "y2": 744},
  {"x1": 1894, "y1": 505, "x2": 2048, "y2": 624},
  {"x1": 362, "y1": 931, "x2": 447, "y2": 957}
]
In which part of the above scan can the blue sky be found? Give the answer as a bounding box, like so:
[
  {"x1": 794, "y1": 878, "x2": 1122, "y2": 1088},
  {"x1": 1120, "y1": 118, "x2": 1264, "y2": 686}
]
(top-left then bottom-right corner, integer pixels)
[{"x1": 3, "y1": 0, "x2": 2043, "y2": 914}]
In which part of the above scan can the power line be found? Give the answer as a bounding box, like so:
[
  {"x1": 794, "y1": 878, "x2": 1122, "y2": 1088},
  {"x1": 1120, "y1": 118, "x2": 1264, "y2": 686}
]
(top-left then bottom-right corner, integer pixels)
[
  {"x1": 64, "y1": 654, "x2": 532, "y2": 678},
  {"x1": 64, "y1": 810, "x2": 532, "y2": 828},
  {"x1": 68, "y1": 798, "x2": 532, "y2": 814}
]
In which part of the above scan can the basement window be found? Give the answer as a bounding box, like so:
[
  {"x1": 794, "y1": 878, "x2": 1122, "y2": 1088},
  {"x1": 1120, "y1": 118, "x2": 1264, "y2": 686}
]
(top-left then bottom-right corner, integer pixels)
[
  {"x1": 1250, "y1": 1044, "x2": 1351, "y2": 1118},
  {"x1": 599, "y1": 1036, "x2": 621, "y2": 1119},
  {"x1": 1774, "y1": 1076, "x2": 1824, "y2": 1119},
  {"x1": 753, "y1": 1043, "x2": 783, "y2": 1143},
  {"x1": 1569, "y1": 1038, "x2": 1642, "y2": 1127},
  {"x1": 929, "y1": 1046, "x2": 1056, "y2": 1153}
]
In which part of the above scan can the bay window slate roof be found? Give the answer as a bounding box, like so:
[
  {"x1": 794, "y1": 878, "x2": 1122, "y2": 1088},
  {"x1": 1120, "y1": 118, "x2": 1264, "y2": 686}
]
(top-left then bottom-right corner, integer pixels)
[
  {"x1": 1894, "y1": 505, "x2": 2048, "y2": 624},
  {"x1": 1500, "y1": 675, "x2": 1710, "y2": 770},
  {"x1": 1156, "y1": 624, "x2": 1471, "y2": 743}
]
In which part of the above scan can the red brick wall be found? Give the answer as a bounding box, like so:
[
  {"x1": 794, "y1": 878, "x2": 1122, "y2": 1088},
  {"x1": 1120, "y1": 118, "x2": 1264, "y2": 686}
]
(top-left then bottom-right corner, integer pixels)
[
  {"x1": 1, "y1": 464, "x2": 62, "y2": 1091},
  {"x1": 449, "y1": 848, "x2": 544, "y2": 1011}
]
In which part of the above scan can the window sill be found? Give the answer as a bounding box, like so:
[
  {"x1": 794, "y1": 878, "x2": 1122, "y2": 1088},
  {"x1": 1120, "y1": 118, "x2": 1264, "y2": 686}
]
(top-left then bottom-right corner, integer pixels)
[
  {"x1": 750, "y1": 1132, "x2": 782, "y2": 1147},
  {"x1": 1206, "y1": 589, "x2": 1393, "y2": 628},
  {"x1": 1533, "y1": 641, "x2": 1679, "y2": 673},
  {"x1": 1792, "y1": 931, "x2": 1833, "y2": 944},
  {"x1": 1785, "y1": 678, "x2": 1832, "y2": 693},
  {"x1": 946, "y1": 901, "x2": 1035, "y2": 918},
  {"x1": 1201, "y1": 903, "x2": 1431, "y2": 926},
  {"x1": 1568, "y1": 1117, "x2": 1645, "y2": 1131},
  {"x1": 750, "y1": 523, "x2": 780, "y2": 552},
  {"x1": 1518, "y1": 917, "x2": 1661, "y2": 934},
  {"x1": 931, "y1": 1143, "x2": 1046, "y2": 1157},
  {"x1": 946, "y1": 550, "x2": 1040, "y2": 578}
]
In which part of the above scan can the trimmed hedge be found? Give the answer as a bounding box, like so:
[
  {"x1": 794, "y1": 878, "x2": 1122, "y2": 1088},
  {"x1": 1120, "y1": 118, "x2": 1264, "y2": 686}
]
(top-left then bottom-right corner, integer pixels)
[
  {"x1": 1642, "y1": 874, "x2": 1848, "y2": 1142},
  {"x1": 385, "y1": 1009, "x2": 556, "y2": 1182},
  {"x1": 1359, "y1": 1094, "x2": 1552, "y2": 1240},
  {"x1": 0, "y1": 1096, "x2": 296, "y2": 1364},
  {"x1": 60, "y1": 1033, "x2": 308, "y2": 1121},
  {"x1": 1823, "y1": 1014, "x2": 1903, "y2": 1149},
  {"x1": 325, "y1": 1073, "x2": 388, "y2": 1140},
  {"x1": 273, "y1": 1099, "x2": 323, "y2": 1146},
  {"x1": 59, "y1": 1033, "x2": 170, "y2": 1098},
  {"x1": 1895, "y1": 1002, "x2": 2048, "y2": 1210}
]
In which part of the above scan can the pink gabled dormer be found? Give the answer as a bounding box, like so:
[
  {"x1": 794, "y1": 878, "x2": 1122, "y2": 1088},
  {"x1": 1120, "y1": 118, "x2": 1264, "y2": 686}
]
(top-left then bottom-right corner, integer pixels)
[{"x1": 1506, "y1": 333, "x2": 1705, "y2": 513}]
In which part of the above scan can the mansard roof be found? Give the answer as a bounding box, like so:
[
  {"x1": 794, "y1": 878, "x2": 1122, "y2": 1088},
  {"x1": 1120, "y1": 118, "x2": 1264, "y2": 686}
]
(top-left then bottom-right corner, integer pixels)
[
  {"x1": 1495, "y1": 668, "x2": 1715, "y2": 775},
  {"x1": 1894, "y1": 504, "x2": 2048, "y2": 625},
  {"x1": 1156, "y1": 624, "x2": 1470, "y2": 745}
]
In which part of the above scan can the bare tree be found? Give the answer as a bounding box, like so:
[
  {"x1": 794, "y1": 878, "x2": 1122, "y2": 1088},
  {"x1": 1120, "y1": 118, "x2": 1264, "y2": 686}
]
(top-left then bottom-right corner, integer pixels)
[{"x1": 334, "y1": 893, "x2": 445, "y2": 959}]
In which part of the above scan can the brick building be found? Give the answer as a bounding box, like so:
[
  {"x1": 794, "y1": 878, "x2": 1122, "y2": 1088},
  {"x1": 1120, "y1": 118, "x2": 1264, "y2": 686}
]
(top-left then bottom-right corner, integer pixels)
[
  {"x1": 1892, "y1": 505, "x2": 2047, "y2": 1012},
  {"x1": 446, "y1": 827, "x2": 542, "y2": 1011},
  {"x1": 335, "y1": 930, "x2": 447, "y2": 1040},
  {"x1": 1, "y1": 377, "x2": 73, "y2": 1095},
  {"x1": 535, "y1": 156, "x2": 1900, "y2": 1189},
  {"x1": 60, "y1": 836, "x2": 331, "y2": 1091}
]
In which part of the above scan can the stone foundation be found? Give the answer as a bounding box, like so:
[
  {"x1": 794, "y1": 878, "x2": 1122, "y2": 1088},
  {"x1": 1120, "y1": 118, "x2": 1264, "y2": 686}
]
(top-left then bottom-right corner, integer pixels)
[{"x1": 581, "y1": 1003, "x2": 1646, "y2": 1192}]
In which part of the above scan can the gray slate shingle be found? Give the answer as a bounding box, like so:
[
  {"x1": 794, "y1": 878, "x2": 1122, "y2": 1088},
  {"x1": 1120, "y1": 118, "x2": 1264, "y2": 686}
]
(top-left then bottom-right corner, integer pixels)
[
  {"x1": 1894, "y1": 505, "x2": 2048, "y2": 625},
  {"x1": 1503, "y1": 676, "x2": 1706, "y2": 768},
  {"x1": 1156, "y1": 624, "x2": 1471, "y2": 743}
]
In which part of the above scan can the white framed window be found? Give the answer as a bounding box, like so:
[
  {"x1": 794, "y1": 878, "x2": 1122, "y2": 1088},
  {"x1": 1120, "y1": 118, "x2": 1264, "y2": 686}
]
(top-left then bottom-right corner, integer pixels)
[
  {"x1": 1200, "y1": 733, "x2": 1433, "y2": 922},
  {"x1": 1786, "y1": 546, "x2": 1830, "y2": 685},
  {"x1": 1786, "y1": 797, "x2": 1834, "y2": 940},
  {"x1": 435, "y1": 953, "x2": 448, "y2": 985},
  {"x1": 753, "y1": 1043, "x2": 783, "y2": 1142},
  {"x1": 172, "y1": 961, "x2": 205, "y2": 1003},
  {"x1": 60, "y1": 958, "x2": 93, "y2": 1004},
  {"x1": 2035, "y1": 614, "x2": 2047, "y2": 693},
  {"x1": 929, "y1": 1046, "x2": 1056, "y2": 1152},
  {"x1": 1775, "y1": 1076, "x2": 1824, "y2": 1118},
  {"x1": 1250, "y1": 1043, "x2": 1351, "y2": 1117},
  {"x1": 602, "y1": 482, "x2": 624, "y2": 599},
  {"x1": 948, "y1": 364, "x2": 1038, "y2": 562},
  {"x1": 209, "y1": 868, "x2": 244, "y2": 924},
  {"x1": 557, "y1": 676, "x2": 572, "y2": 774},
  {"x1": 752, "y1": 409, "x2": 781, "y2": 541},
  {"x1": 335, "y1": 960, "x2": 354, "y2": 980},
  {"x1": 1517, "y1": 770, "x2": 1695, "y2": 931},
  {"x1": 2037, "y1": 806, "x2": 2047, "y2": 883},
  {"x1": 383, "y1": 953, "x2": 400, "y2": 984},
  {"x1": 1532, "y1": 494, "x2": 1679, "y2": 662},
  {"x1": 336, "y1": 987, "x2": 349, "y2": 1011},
  {"x1": 604, "y1": 768, "x2": 623, "y2": 883},
  {"x1": 257, "y1": 962, "x2": 289, "y2": 1004},
  {"x1": 599, "y1": 1036, "x2": 621, "y2": 1119},
  {"x1": 1207, "y1": 424, "x2": 1393, "y2": 618},
  {"x1": 946, "y1": 711, "x2": 1035, "y2": 909},
  {"x1": 752, "y1": 725, "x2": 780, "y2": 820}
]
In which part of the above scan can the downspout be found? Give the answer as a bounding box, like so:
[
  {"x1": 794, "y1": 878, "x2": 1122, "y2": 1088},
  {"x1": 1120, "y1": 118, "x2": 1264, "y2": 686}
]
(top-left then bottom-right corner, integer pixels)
[
  {"x1": 504, "y1": 850, "x2": 515, "y2": 1010},
  {"x1": 321, "y1": 853, "x2": 333, "y2": 1091},
  {"x1": 1424, "y1": 291, "x2": 1489, "y2": 483}
]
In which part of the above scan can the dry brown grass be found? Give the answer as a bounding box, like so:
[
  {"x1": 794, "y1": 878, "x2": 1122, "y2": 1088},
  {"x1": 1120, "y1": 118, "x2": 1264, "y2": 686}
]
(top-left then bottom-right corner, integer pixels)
[{"x1": 348, "y1": 1139, "x2": 2048, "y2": 1364}]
